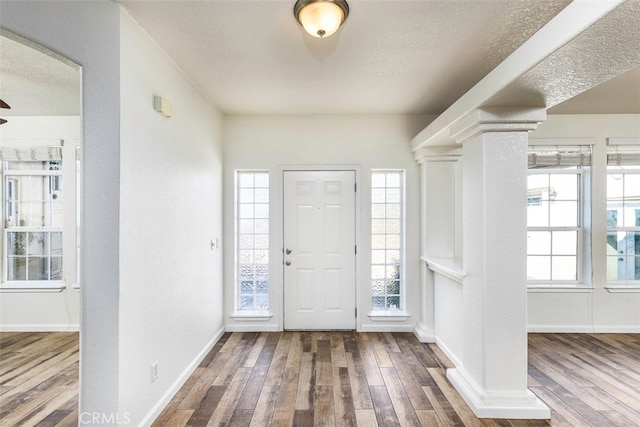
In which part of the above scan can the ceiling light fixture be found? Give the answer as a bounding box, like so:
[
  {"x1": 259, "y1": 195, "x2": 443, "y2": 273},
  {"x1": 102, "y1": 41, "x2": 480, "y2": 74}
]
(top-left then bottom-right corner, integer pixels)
[{"x1": 294, "y1": 0, "x2": 349, "y2": 38}]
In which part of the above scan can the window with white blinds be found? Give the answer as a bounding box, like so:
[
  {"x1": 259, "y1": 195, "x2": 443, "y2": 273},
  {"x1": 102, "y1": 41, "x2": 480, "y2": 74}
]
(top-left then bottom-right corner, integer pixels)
[
  {"x1": 2, "y1": 146, "x2": 65, "y2": 283},
  {"x1": 527, "y1": 146, "x2": 591, "y2": 283},
  {"x1": 606, "y1": 143, "x2": 640, "y2": 282}
]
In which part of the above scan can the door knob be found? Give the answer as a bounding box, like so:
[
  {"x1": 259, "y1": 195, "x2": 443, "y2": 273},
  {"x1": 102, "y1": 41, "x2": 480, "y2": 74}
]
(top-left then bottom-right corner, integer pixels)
[
  {"x1": 285, "y1": 248, "x2": 292, "y2": 255},
  {"x1": 285, "y1": 260, "x2": 291, "y2": 266}
]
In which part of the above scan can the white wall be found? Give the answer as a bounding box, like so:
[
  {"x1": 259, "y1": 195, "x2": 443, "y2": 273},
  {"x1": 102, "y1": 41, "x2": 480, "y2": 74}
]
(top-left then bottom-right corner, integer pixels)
[
  {"x1": 528, "y1": 114, "x2": 640, "y2": 332},
  {"x1": 119, "y1": 9, "x2": 224, "y2": 425},
  {"x1": 0, "y1": 116, "x2": 81, "y2": 331},
  {"x1": 1, "y1": 0, "x2": 123, "y2": 417},
  {"x1": 223, "y1": 115, "x2": 430, "y2": 332}
]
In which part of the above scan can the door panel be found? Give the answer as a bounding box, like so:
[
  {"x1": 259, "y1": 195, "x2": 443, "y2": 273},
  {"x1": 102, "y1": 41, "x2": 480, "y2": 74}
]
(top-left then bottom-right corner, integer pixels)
[{"x1": 283, "y1": 170, "x2": 356, "y2": 330}]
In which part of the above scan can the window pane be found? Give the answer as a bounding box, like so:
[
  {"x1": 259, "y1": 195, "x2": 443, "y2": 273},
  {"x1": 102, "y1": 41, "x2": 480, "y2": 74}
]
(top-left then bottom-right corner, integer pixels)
[
  {"x1": 372, "y1": 189, "x2": 385, "y2": 203},
  {"x1": 527, "y1": 231, "x2": 550, "y2": 255},
  {"x1": 255, "y1": 219, "x2": 269, "y2": 234},
  {"x1": 28, "y1": 232, "x2": 47, "y2": 256},
  {"x1": 552, "y1": 256, "x2": 577, "y2": 281},
  {"x1": 552, "y1": 231, "x2": 577, "y2": 255},
  {"x1": 50, "y1": 257, "x2": 63, "y2": 280},
  {"x1": 624, "y1": 174, "x2": 640, "y2": 200},
  {"x1": 371, "y1": 250, "x2": 385, "y2": 264},
  {"x1": 549, "y1": 201, "x2": 578, "y2": 227},
  {"x1": 528, "y1": 174, "x2": 548, "y2": 193},
  {"x1": 550, "y1": 174, "x2": 578, "y2": 200},
  {"x1": 527, "y1": 200, "x2": 549, "y2": 227},
  {"x1": 607, "y1": 173, "x2": 624, "y2": 202},
  {"x1": 239, "y1": 188, "x2": 254, "y2": 203},
  {"x1": 8, "y1": 257, "x2": 26, "y2": 280},
  {"x1": 527, "y1": 256, "x2": 551, "y2": 281},
  {"x1": 254, "y1": 189, "x2": 269, "y2": 203},
  {"x1": 28, "y1": 257, "x2": 48, "y2": 280},
  {"x1": 371, "y1": 219, "x2": 385, "y2": 234},
  {"x1": 7, "y1": 232, "x2": 26, "y2": 255}
]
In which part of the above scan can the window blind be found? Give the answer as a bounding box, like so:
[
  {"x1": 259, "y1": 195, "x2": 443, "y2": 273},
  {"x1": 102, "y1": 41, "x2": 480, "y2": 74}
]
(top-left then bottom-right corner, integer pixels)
[
  {"x1": 607, "y1": 145, "x2": 640, "y2": 166},
  {"x1": 0, "y1": 146, "x2": 62, "y2": 161},
  {"x1": 528, "y1": 145, "x2": 592, "y2": 168}
]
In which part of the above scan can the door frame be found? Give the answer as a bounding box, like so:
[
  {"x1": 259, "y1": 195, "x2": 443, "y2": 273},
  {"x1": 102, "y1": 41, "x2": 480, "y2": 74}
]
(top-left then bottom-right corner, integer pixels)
[{"x1": 275, "y1": 165, "x2": 361, "y2": 331}]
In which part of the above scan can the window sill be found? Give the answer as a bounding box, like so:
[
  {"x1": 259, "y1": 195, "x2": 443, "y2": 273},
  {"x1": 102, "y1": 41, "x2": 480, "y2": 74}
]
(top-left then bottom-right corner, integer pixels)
[
  {"x1": 367, "y1": 310, "x2": 411, "y2": 322},
  {"x1": 605, "y1": 284, "x2": 640, "y2": 293},
  {"x1": 230, "y1": 310, "x2": 273, "y2": 321},
  {"x1": 527, "y1": 285, "x2": 593, "y2": 293},
  {"x1": 0, "y1": 282, "x2": 66, "y2": 293},
  {"x1": 421, "y1": 256, "x2": 464, "y2": 284}
]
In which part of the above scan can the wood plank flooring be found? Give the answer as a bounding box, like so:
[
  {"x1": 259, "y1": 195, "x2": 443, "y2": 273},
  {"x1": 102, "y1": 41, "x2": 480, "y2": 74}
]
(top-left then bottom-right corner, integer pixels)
[
  {"x1": 1, "y1": 332, "x2": 639, "y2": 426},
  {"x1": 0, "y1": 332, "x2": 78, "y2": 426}
]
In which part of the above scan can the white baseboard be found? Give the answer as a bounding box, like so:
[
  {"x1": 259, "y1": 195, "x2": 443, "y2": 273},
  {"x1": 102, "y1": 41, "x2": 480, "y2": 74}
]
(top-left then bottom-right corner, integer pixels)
[
  {"x1": 412, "y1": 323, "x2": 435, "y2": 343},
  {"x1": 447, "y1": 368, "x2": 550, "y2": 419},
  {"x1": 138, "y1": 326, "x2": 226, "y2": 426},
  {"x1": 0, "y1": 324, "x2": 79, "y2": 332},
  {"x1": 225, "y1": 323, "x2": 279, "y2": 332},
  {"x1": 359, "y1": 323, "x2": 414, "y2": 333},
  {"x1": 434, "y1": 337, "x2": 462, "y2": 368},
  {"x1": 528, "y1": 325, "x2": 640, "y2": 333}
]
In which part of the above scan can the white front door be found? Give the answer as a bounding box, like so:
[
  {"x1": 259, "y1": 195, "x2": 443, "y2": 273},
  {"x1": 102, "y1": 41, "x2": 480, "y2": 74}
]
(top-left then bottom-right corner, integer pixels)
[{"x1": 283, "y1": 170, "x2": 356, "y2": 330}]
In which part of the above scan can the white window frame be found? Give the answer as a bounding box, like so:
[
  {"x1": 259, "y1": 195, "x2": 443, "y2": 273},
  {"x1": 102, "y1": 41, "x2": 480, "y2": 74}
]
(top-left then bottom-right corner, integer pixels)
[
  {"x1": 2, "y1": 163, "x2": 64, "y2": 289},
  {"x1": 606, "y1": 167, "x2": 640, "y2": 284},
  {"x1": 370, "y1": 169, "x2": 405, "y2": 312},
  {"x1": 527, "y1": 167, "x2": 590, "y2": 287},
  {"x1": 234, "y1": 170, "x2": 270, "y2": 312}
]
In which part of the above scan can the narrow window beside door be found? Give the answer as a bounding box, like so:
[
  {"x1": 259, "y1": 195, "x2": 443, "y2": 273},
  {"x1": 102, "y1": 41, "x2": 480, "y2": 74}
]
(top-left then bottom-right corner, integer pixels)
[
  {"x1": 371, "y1": 170, "x2": 404, "y2": 310},
  {"x1": 236, "y1": 171, "x2": 269, "y2": 310}
]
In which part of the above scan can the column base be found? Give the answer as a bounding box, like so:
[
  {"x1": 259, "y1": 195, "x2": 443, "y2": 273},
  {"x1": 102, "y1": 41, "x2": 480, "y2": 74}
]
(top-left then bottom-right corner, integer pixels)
[
  {"x1": 413, "y1": 322, "x2": 435, "y2": 343},
  {"x1": 447, "y1": 368, "x2": 550, "y2": 419}
]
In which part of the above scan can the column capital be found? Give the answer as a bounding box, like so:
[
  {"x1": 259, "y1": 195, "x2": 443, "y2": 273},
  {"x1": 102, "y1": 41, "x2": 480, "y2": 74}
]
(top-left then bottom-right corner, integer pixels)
[
  {"x1": 414, "y1": 146, "x2": 462, "y2": 164},
  {"x1": 450, "y1": 107, "x2": 546, "y2": 144}
]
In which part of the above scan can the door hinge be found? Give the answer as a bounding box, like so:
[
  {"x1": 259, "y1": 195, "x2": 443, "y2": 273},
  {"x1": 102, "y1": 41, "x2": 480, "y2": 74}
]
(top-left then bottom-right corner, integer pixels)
[
  {"x1": 355, "y1": 245, "x2": 357, "y2": 255},
  {"x1": 355, "y1": 307, "x2": 357, "y2": 318},
  {"x1": 354, "y1": 182, "x2": 357, "y2": 192}
]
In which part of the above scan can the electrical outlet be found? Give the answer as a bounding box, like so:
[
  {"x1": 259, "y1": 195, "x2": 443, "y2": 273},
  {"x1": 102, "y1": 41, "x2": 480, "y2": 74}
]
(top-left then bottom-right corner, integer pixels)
[{"x1": 151, "y1": 361, "x2": 159, "y2": 382}]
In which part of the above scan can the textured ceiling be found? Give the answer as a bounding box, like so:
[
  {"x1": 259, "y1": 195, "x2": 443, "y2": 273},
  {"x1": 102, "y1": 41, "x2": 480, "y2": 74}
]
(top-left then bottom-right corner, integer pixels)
[
  {"x1": 1, "y1": 1, "x2": 638, "y2": 118},
  {"x1": 119, "y1": 0, "x2": 572, "y2": 115},
  {"x1": 0, "y1": 31, "x2": 80, "y2": 117}
]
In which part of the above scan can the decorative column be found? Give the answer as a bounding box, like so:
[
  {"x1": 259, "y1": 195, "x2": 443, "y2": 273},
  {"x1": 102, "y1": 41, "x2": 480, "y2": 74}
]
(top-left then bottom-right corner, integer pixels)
[{"x1": 448, "y1": 107, "x2": 550, "y2": 419}]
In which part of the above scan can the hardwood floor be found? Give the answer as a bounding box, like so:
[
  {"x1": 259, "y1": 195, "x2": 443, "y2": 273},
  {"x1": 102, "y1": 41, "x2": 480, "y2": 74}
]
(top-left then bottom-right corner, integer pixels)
[
  {"x1": 1, "y1": 332, "x2": 639, "y2": 426},
  {"x1": 0, "y1": 332, "x2": 78, "y2": 426}
]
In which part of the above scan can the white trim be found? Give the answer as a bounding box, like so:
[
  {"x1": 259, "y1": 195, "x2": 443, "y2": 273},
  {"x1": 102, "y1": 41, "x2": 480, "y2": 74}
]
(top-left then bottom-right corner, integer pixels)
[
  {"x1": 229, "y1": 310, "x2": 274, "y2": 321},
  {"x1": 367, "y1": 310, "x2": 411, "y2": 322},
  {"x1": 359, "y1": 323, "x2": 414, "y2": 333},
  {"x1": 225, "y1": 323, "x2": 280, "y2": 332},
  {"x1": 528, "y1": 325, "x2": 640, "y2": 333},
  {"x1": 607, "y1": 137, "x2": 640, "y2": 146},
  {"x1": 0, "y1": 283, "x2": 66, "y2": 292},
  {"x1": 435, "y1": 337, "x2": 462, "y2": 369},
  {"x1": 422, "y1": 257, "x2": 464, "y2": 284},
  {"x1": 412, "y1": 323, "x2": 435, "y2": 343},
  {"x1": 138, "y1": 326, "x2": 226, "y2": 427},
  {"x1": 529, "y1": 138, "x2": 596, "y2": 146},
  {"x1": 527, "y1": 286, "x2": 593, "y2": 293},
  {"x1": 447, "y1": 368, "x2": 550, "y2": 419},
  {"x1": 0, "y1": 323, "x2": 79, "y2": 332},
  {"x1": 604, "y1": 284, "x2": 640, "y2": 293}
]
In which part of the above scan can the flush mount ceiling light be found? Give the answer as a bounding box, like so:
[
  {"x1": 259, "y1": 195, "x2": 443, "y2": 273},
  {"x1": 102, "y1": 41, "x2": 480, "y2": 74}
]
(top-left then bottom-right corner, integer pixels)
[{"x1": 294, "y1": 0, "x2": 349, "y2": 38}]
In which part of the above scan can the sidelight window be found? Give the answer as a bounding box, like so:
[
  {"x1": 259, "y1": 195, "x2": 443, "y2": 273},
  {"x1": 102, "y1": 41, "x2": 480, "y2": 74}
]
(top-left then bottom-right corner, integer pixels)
[
  {"x1": 235, "y1": 171, "x2": 270, "y2": 310},
  {"x1": 371, "y1": 170, "x2": 404, "y2": 310}
]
